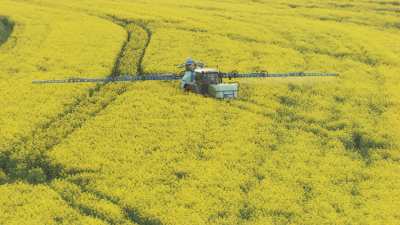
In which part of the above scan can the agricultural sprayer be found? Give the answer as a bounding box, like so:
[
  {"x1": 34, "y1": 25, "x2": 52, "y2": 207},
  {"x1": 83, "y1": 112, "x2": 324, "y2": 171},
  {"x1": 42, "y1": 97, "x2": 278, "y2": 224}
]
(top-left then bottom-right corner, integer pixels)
[{"x1": 33, "y1": 58, "x2": 338, "y2": 99}]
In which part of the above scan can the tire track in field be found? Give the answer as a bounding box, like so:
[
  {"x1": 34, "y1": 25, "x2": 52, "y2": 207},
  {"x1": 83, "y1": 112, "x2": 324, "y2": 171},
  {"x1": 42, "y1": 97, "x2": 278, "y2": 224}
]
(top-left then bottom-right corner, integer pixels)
[
  {"x1": 0, "y1": 17, "x2": 139, "y2": 184},
  {"x1": 0, "y1": 14, "x2": 161, "y2": 225},
  {"x1": 51, "y1": 177, "x2": 140, "y2": 225},
  {"x1": 64, "y1": 176, "x2": 163, "y2": 225},
  {"x1": 103, "y1": 15, "x2": 152, "y2": 76},
  {"x1": 59, "y1": 16, "x2": 165, "y2": 225}
]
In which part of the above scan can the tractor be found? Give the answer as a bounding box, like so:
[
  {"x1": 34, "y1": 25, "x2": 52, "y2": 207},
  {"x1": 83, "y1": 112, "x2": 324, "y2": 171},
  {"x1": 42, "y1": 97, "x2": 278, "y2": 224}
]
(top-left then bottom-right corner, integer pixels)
[{"x1": 180, "y1": 58, "x2": 238, "y2": 99}]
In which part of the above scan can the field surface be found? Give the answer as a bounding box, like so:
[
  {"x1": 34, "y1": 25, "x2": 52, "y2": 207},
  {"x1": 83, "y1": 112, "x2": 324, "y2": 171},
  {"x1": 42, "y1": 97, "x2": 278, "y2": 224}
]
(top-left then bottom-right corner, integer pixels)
[{"x1": 0, "y1": 0, "x2": 399, "y2": 224}]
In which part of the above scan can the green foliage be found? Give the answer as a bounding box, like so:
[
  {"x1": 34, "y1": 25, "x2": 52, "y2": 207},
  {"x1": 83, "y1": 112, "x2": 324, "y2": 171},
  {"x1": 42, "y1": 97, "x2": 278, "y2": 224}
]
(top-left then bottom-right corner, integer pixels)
[
  {"x1": 0, "y1": 169, "x2": 8, "y2": 184},
  {"x1": 26, "y1": 168, "x2": 47, "y2": 184},
  {"x1": 0, "y1": 183, "x2": 102, "y2": 225},
  {"x1": 0, "y1": 16, "x2": 13, "y2": 45}
]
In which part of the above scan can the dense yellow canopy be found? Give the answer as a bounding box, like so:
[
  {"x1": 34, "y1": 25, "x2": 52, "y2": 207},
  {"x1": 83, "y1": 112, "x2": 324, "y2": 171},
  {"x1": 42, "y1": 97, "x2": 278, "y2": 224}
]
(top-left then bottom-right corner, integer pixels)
[{"x1": 0, "y1": 0, "x2": 399, "y2": 224}]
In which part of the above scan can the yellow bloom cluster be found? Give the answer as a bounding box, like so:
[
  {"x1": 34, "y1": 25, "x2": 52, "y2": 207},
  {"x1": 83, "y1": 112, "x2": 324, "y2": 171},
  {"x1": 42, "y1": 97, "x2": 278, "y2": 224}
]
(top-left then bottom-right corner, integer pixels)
[{"x1": 0, "y1": 0, "x2": 399, "y2": 224}]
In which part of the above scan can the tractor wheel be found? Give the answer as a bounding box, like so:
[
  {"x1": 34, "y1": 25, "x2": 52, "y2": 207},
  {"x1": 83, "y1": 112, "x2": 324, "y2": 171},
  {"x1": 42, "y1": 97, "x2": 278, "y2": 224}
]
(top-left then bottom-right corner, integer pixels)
[{"x1": 184, "y1": 84, "x2": 193, "y2": 92}]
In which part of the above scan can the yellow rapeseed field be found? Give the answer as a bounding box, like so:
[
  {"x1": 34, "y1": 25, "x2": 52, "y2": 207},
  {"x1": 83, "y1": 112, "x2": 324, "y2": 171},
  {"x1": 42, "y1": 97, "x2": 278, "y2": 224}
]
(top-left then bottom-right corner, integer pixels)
[{"x1": 0, "y1": 0, "x2": 399, "y2": 224}]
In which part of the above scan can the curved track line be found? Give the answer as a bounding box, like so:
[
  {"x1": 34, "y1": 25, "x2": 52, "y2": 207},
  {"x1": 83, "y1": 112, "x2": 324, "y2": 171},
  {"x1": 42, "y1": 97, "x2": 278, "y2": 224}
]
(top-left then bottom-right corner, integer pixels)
[{"x1": 104, "y1": 15, "x2": 153, "y2": 75}]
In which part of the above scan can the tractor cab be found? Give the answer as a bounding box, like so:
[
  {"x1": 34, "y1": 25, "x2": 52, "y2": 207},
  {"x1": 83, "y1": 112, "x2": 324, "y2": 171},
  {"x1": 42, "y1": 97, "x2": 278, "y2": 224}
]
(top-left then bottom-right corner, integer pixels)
[
  {"x1": 194, "y1": 68, "x2": 222, "y2": 85},
  {"x1": 180, "y1": 67, "x2": 220, "y2": 91},
  {"x1": 193, "y1": 68, "x2": 222, "y2": 94}
]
